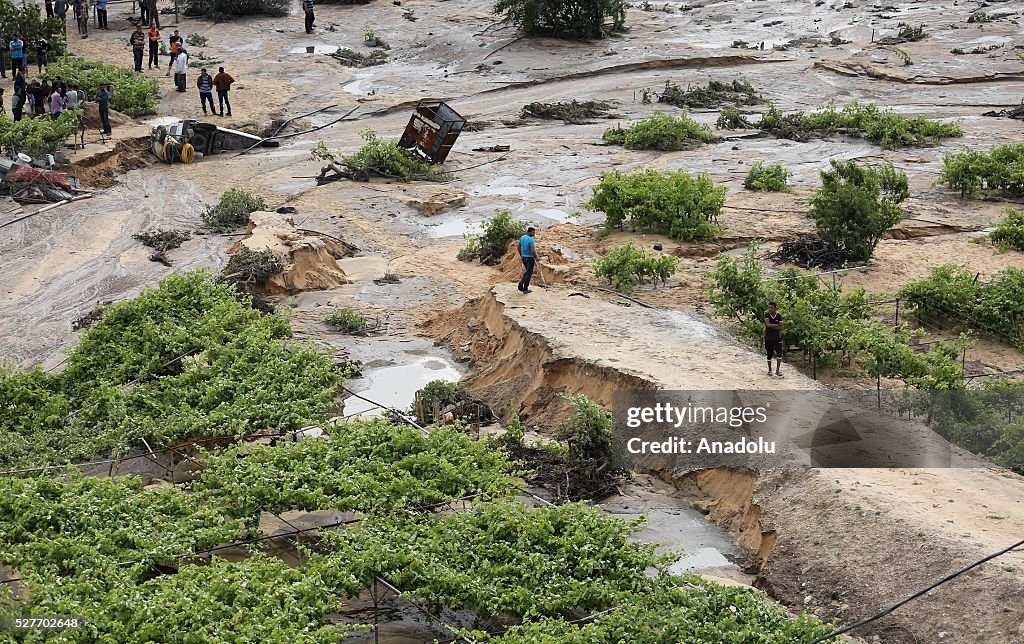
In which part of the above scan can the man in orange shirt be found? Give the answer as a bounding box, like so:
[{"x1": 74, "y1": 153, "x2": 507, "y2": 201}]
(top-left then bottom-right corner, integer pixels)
[
  {"x1": 165, "y1": 29, "x2": 181, "y2": 77},
  {"x1": 212, "y1": 66, "x2": 234, "y2": 117},
  {"x1": 147, "y1": 25, "x2": 159, "y2": 69}
]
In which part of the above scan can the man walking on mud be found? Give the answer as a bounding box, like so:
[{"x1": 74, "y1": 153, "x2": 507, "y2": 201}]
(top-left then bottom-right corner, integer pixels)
[
  {"x1": 765, "y1": 301, "x2": 784, "y2": 377},
  {"x1": 518, "y1": 226, "x2": 536, "y2": 294}
]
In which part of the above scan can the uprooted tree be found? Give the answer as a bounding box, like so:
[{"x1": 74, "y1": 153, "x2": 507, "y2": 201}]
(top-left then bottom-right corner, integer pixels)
[{"x1": 494, "y1": 0, "x2": 626, "y2": 40}]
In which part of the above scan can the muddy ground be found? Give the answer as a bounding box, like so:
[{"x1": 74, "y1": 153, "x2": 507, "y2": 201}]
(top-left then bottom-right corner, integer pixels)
[{"x1": 3, "y1": 0, "x2": 1024, "y2": 641}]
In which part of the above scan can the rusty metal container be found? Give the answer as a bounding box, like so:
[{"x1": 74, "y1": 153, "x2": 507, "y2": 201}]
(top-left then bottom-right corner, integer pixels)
[{"x1": 398, "y1": 101, "x2": 466, "y2": 164}]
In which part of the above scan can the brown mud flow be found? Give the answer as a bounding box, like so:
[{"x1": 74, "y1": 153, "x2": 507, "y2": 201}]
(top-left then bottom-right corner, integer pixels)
[{"x1": 3, "y1": 0, "x2": 1024, "y2": 641}]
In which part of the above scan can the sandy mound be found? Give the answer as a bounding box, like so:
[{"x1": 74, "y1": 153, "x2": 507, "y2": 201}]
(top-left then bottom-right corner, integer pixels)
[
  {"x1": 403, "y1": 186, "x2": 468, "y2": 216},
  {"x1": 79, "y1": 103, "x2": 132, "y2": 130},
  {"x1": 232, "y1": 211, "x2": 351, "y2": 293}
]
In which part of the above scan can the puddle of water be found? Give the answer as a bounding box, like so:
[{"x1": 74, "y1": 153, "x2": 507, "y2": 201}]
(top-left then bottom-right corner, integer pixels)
[
  {"x1": 344, "y1": 356, "x2": 462, "y2": 417},
  {"x1": 672, "y1": 547, "x2": 736, "y2": 573},
  {"x1": 288, "y1": 45, "x2": 338, "y2": 54},
  {"x1": 342, "y1": 77, "x2": 375, "y2": 96},
  {"x1": 426, "y1": 220, "x2": 478, "y2": 239},
  {"x1": 603, "y1": 495, "x2": 742, "y2": 574}
]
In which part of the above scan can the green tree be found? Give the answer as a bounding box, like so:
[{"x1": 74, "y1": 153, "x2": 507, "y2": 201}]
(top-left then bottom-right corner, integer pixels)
[
  {"x1": 809, "y1": 160, "x2": 908, "y2": 261},
  {"x1": 585, "y1": 168, "x2": 726, "y2": 241},
  {"x1": 493, "y1": 0, "x2": 626, "y2": 40}
]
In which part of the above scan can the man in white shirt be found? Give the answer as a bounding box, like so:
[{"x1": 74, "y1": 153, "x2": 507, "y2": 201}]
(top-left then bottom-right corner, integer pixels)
[{"x1": 173, "y1": 48, "x2": 188, "y2": 92}]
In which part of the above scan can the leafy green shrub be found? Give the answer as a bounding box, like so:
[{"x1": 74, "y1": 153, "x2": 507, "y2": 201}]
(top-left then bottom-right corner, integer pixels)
[
  {"x1": 892, "y1": 47, "x2": 913, "y2": 65},
  {"x1": 585, "y1": 168, "x2": 725, "y2": 241},
  {"x1": 716, "y1": 106, "x2": 752, "y2": 129},
  {"x1": 759, "y1": 101, "x2": 962, "y2": 149},
  {"x1": 989, "y1": 209, "x2": 1024, "y2": 251},
  {"x1": 0, "y1": 271, "x2": 341, "y2": 470},
  {"x1": 0, "y1": 110, "x2": 79, "y2": 158},
  {"x1": 602, "y1": 112, "x2": 719, "y2": 150},
  {"x1": 44, "y1": 57, "x2": 159, "y2": 117},
  {"x1": 325, "y1": 307, "x2": 368, "y2": 334},
  {"x1": 416, "y1": 380, "x2": 473, "y2": 424},
  {"x1": 201, "y1": 188, "x2": 267, "y2": 232},
  {"x1": 594, "y1": 242, "x2": 678, "y2": 293},
  {"x1": 312, "y1": 131, "x2": 448, "y2": 182},
  {"x1": 896, "y1": 22, "x2": 926, "y2": 41},
  {"x1": 182, "y1": 0, "x2": 288, "y2": 17},
  {"x1": 939, "y1": 144, "x2": 1024, "y2": 198},
  {"x1": 196, "y1": 421, "x2": 511, "y2": 518},
  {"x1": 220, "y1": 247, "x2": 284, "y2": 287},
  {"x1": 899, "y1": 264, "x2": 1024, "y2": 349},
  {"x1": 185, "y1": 32, "x2": 208, "y2": 46},
  {"x1": 493, "y1": 0, "x2": 626, "y2": 40},
  {"x1": 744, "y1": 162, "x2": 792, "y2": 192},
  {"x1": 554, "y1": 394, "x2": 613, "y2": 463},
  {"x1": 657, "y1": 79, "x2": 762, "y2": 109},
  {"x1": 809, "y1": 160, "x2": 909, "y2": 261},
  {"x1": 457, "y1": 209, "x2": 528, "y2": 263}
]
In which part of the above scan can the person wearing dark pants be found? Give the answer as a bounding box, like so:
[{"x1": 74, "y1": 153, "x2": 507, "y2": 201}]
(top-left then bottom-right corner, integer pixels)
[
  {"x1": 302, "y1": 0, "x2": 315, "y2": 34},
  {"x1": 173, "y1": 49, "x2": 188, "y2": 92},
  {"x1": 147, "y1": 25, "x2": 160, "y2": 68},
  {"x1": 517, "y1": 226, "x2": 537, "y2": 294},
  {"x1": 196, "y1": 68, "x2": 215, "y2": 114},
  {"x1": 128, "y1": 27, "x2": 145, "y2": 72},
  {"x1": 212, "y1": 66, "x2": 233, "y2": 116},
  {"x1": 8, "y1": 35, "x2": 24, "y2": 77},
  {"x1": 35, "y1": 38, "x2": 49, "y2": 73},
  {"x1": 96, "y1": 0, "x2": 108, "y2": 29},
  {"x1": 764, "y1": 301, "x2": 785, "y2": 377},
  {"x1": 96, "y1": 84, "x2": 112, "y2": 134}
]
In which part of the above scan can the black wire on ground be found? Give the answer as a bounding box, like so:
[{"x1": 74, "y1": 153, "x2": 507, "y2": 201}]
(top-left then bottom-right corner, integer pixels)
[{"x1": 808, "y1": 537, "x2": 1024, "y2": 644}]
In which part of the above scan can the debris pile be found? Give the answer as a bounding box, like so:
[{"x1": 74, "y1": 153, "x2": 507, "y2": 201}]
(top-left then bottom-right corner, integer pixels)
[
  {"x1": 328, "y1": 48, "x2": 388, "y2": 67},
  {"x1": 770, "y1": 237, "x2": 852, "y2": 269},
  {"x1": 521, "y1": 100, "x2": 615, "y2": 124},
  {"x1": 133, "y1": 229, "x2": 193, "y2": 266},
  {"x1": 656, "y1": 79, "x2": 762, "y2": 109},
  {"x1": 0, "y1": 162, "x2": 84, "y2": 203}
]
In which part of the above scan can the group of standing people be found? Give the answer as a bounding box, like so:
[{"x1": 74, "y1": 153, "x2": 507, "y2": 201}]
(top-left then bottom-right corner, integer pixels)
[
  {"x1": 42, "y1": 0, "x2": 95, "y2": 38},
  {"x1": 127, "y1": 26, "x2": 235, "y2": 116},
  {"x1": 0, "y1": 74, "x2": 103, "y2": 128}
]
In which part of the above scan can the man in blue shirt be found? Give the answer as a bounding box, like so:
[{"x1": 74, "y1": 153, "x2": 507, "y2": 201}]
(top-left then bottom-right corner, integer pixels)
[
  {"x1": 517, "y1": 227, "x2": 536, "y2": 294},
  {"x1": 9, "y1": 35, "x2": 24, "y2": 77},
  {"x1": 96, "y1": 0, "x2": 108, "y2": 29}
]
